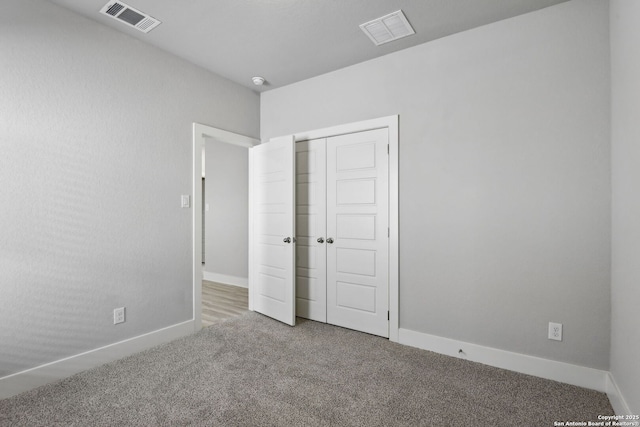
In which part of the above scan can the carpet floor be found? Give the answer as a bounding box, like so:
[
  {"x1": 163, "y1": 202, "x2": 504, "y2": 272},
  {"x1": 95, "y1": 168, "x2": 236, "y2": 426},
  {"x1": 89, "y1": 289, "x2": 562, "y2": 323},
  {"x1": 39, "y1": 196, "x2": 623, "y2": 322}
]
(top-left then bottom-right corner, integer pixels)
[{"x1": 0, "y1": 312, "x2": 613, "y2": 426}]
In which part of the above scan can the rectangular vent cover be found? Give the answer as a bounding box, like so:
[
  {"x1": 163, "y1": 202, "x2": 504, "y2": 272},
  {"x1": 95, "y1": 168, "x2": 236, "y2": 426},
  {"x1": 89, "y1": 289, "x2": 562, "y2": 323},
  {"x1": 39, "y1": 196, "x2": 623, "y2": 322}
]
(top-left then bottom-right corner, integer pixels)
[
  {"x1": 360, "y1": 10, "x2": 415, "y2": 46},
  {"x1": 100, "y1": 1, "x2": 161, "y2": 33}
]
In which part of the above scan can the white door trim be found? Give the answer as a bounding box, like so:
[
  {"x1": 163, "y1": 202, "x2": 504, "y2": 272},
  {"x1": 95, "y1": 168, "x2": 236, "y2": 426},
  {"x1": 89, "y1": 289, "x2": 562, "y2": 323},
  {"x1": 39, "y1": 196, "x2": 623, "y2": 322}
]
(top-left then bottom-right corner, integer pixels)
[
  {"x1": 192, "y1": 123, "x2": 259, "y2": 332},
  {"x1": 281, "y1": 115, "x2": 400, "y2": 342}
]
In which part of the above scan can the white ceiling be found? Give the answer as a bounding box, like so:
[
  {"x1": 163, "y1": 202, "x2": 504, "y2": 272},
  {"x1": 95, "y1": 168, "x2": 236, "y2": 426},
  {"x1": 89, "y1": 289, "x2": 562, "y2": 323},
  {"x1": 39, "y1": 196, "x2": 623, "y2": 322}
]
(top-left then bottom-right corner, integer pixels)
[{"x1": 49, "y1": 0, "x2": 570, "y2": 92}]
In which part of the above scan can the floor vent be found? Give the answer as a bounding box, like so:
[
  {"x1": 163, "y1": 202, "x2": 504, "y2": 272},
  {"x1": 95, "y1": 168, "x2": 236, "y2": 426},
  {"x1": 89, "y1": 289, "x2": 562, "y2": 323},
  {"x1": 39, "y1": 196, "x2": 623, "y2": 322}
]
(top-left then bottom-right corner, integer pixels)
[
  {"x1": 100, "y1": 1, "x2": 161, "y2": 33},
  {"x1": 360, "y1": 10, "x2": 415, "y2": 46}
]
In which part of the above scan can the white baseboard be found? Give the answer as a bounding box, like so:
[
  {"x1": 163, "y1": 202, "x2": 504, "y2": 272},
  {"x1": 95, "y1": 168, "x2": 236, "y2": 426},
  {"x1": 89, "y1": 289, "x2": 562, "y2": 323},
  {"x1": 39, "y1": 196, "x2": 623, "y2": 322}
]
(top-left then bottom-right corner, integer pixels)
[
  {"x1": 606, "y1": 372, "x2": 633, "y2": 415},
  {"x1": 2, "y1": 321, "x2": 626, "y2": 410},
  {"x1": 398, "y1": 328, "x2": 609, "y2": 393},
  {"x1": 203, "y1": 271, "x2": 248, "y2": 288},
  {"x1": 0, "y1": 319, "x2": 194, "y2": 399}
]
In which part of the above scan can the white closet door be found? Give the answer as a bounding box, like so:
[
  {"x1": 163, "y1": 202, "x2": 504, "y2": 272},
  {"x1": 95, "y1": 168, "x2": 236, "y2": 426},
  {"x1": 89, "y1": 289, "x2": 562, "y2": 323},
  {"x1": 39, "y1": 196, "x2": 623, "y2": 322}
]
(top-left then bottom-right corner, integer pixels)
[
  {"x1": 326, "y1": 128, "x2": 389, "y2": 337},
  {"x1": 295, "y1": 139, "x2": 327, "y2": 322},
  {"x1": 249, "y1": 136, "x2": 296, "y2": 326}
]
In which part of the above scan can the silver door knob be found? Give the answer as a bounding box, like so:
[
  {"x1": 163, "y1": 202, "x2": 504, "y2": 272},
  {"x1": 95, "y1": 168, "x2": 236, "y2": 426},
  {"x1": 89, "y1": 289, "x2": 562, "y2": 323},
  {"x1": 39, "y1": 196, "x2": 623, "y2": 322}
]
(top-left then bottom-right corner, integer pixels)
[
  {"x1": 317, "y1": 237, "x2": 324, "y2": 244},
  {"x1": 326, "y1": 237, "x2": 334, "y2": 244},
  {"x1": 283, "y1": 237, "x2": 291, "y2": 243}
]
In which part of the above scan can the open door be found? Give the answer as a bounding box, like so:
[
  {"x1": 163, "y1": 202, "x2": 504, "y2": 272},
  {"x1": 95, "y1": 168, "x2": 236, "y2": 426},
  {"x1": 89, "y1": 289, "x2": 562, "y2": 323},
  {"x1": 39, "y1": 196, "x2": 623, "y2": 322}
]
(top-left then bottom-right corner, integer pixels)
[{"x1": 249, "y1": 136, "x2": 296, "y2": 326}]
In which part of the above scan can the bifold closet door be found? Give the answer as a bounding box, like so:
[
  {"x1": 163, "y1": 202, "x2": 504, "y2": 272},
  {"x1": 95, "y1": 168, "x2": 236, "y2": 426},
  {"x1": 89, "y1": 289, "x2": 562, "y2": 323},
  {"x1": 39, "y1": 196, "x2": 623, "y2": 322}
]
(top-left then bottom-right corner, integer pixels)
[
  {"x1": 295, "y1": 139, "x2": 327, "y2": 322},
  {"x1": 326, "y1": 128, "x2": 389, "y2": 338}
]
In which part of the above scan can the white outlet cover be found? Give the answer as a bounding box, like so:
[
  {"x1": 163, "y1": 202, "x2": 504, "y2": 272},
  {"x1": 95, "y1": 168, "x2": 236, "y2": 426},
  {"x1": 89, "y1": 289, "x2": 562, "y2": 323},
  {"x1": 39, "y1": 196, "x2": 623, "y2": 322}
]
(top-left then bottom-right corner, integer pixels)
[
  {"x1": 114, "y1": 307, "x2": 126, "y2": 325},
  {"x1": 548, "y1": 322, "x2": 562, "y2": 341}
]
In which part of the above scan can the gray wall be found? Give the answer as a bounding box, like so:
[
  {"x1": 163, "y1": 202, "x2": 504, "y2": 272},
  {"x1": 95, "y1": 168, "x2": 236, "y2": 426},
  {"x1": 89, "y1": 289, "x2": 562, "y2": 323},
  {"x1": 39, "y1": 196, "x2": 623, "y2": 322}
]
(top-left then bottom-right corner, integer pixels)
[
  {"x1": 204, "y1": 139, "x2": 249, "y2": 280},
  {"x1": 610, "y1": 0, "x2": 640, "y2": 414},
  {"x1": 0, "y1": 0, "x2": 259, "y2": 377},
  {"x1": 261, "y1": 0, "x2": 611, "y2": 369}
]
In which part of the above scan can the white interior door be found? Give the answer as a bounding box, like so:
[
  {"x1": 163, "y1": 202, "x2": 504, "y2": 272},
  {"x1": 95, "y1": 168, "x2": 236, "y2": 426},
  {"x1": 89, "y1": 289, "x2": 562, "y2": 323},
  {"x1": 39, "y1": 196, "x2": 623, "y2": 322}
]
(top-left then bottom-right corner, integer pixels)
[
  {"x1": 326, "y1": 128, "x2": 389, "y2": 337},
  {"x1": 249, "y1": 136, "x2": 296, "y2": 326},
  {"x1": 295, "y1": 139, "x2": 327, "y2": 322}
]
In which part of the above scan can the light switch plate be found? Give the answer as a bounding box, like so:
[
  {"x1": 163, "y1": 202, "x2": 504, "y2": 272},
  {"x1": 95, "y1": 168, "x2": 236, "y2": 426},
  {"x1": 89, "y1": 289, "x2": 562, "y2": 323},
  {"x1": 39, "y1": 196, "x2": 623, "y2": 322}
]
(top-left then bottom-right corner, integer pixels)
[{"x1": 181, "y1": 195, "x2": 190, "y2": 208}]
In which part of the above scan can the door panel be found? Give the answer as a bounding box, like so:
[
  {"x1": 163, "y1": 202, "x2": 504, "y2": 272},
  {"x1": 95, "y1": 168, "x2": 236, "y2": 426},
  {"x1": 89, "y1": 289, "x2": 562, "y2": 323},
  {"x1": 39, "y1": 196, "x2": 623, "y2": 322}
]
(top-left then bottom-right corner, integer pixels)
[
  {"x1": 249, "y1": 136, "x2": 296, "y2": 326},
  {"x1": 336, "y1": 248, "x2": 376, "y2": 276},
  {"x1": 336, "y1": 215, "x2": 376, "y2": 240},
  {"x1": 336, "y1": 281, "x2": 376, "y2": 312},
  {"x1": 336, "y1": 179, "x2": 377, "y2": 204},
  {"x1": 295, "y1": 139, "x2": 327, "y2": 322},
  {"x1": 326, "y1": 128, "x2": 389, "y2": 337},
  {"x1": 336, "y1": 142, "x2": 376, "y2": 170}
]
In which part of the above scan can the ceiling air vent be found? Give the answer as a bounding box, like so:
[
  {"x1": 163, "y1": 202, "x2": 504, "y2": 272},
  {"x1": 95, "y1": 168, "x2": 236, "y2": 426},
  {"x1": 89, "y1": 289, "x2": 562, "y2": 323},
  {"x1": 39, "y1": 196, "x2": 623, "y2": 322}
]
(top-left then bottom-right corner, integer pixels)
[
  {"x1": 100, "y1": 1, "x2": 161, "y2": 33},
  {"x1": 360, "y1": 10, "x2": 415, "y2": 46}
]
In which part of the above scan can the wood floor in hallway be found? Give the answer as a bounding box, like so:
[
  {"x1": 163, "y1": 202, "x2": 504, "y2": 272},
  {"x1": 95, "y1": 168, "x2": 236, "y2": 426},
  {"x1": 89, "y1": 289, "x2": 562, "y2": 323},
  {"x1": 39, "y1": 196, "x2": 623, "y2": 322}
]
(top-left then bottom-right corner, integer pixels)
[{"x1": 202, "y1": 280, "x2": 248, "y2": 327}]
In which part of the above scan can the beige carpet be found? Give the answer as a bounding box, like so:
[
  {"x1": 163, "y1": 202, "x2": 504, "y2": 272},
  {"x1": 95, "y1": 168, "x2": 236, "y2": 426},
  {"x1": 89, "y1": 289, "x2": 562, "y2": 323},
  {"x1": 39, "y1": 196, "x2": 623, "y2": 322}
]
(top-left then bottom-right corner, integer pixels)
[{"x1": 0, "y1": 312, "x2": 613, "y2": 426}]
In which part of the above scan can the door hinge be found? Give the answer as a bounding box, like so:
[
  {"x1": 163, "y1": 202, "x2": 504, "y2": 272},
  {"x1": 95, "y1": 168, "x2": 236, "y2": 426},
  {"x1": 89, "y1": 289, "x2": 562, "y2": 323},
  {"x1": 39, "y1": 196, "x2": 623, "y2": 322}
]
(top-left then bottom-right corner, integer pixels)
[
  {"x1": 387, "y1": 311, "x2": 390, "y2": 321},
  {"x1": 387, "y1": 144, "x2": 389, "y2": 154},
  {"x1": 388, "y1": 227, "x2": 390, "y2": 237}
]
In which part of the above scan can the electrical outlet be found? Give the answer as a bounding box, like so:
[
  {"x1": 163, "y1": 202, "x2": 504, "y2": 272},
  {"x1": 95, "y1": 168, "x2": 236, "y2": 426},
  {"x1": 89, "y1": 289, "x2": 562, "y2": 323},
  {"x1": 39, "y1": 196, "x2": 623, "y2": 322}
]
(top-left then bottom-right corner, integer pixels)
[
  {"x1": 113, "y1": 307, "x2": 126, "y2": 325},
  {"x1": 548, "y1": 322, "x2": 562, "y2": 341}
]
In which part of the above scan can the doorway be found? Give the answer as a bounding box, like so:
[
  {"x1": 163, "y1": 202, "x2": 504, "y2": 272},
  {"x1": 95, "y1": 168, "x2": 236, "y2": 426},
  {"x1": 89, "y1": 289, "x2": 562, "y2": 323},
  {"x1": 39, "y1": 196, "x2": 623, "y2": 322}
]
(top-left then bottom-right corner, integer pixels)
[{"x1": 192, "y1": 124, "x2": 259, "y2": 331}]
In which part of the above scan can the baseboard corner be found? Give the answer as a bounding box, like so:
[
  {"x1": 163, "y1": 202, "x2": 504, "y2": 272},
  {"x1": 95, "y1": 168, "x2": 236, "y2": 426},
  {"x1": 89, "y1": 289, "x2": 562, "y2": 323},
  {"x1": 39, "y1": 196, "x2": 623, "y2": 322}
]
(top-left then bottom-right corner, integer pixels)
[{"x1": 606, "y1": 372, "x2": 633, "y2": 415}]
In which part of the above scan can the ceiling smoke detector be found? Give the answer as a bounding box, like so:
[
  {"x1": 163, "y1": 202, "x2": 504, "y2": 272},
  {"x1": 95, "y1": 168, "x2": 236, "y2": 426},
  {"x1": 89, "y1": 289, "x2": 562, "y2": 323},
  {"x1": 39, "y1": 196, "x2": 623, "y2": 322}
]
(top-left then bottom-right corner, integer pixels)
[
  {"x1": 100, "y1": 1, "x2": 161, "y2": 33},
  {"x1": 360, "y1": 10, "x2": 415, "y2": 46},
  {"x1": 252, "y1": 77, "x2": 266, "y2": 86}
]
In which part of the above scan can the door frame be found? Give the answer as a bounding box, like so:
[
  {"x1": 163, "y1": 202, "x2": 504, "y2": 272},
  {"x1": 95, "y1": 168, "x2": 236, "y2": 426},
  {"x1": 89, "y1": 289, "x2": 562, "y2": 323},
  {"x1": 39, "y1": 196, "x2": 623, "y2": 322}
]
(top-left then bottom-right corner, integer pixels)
[
  {"x1": 192, "y1": 123, "x2": 260, "y2": 332},
  {"x1": 252, "y1": 115, "x2": 400, "y2": 342}
]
